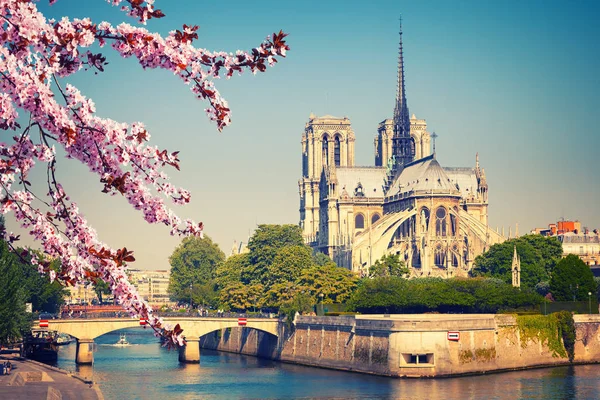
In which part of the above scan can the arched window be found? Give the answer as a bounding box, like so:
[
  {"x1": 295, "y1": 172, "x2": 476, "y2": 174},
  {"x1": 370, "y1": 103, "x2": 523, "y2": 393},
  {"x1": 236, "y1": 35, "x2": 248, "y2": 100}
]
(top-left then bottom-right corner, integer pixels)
[
  {"x1": 412, "y1": 246, "x2": 421, "y2": 267},
  {"x1": 450, "y1": 214, "x2": 458, "y2": 236},
  {"x1": 334, "y1": 136, "x2": 341, "y2": 166},
  {"x1": 435, "y1": 207, "x2": 447, "y2": 236},
  {"x1": 322, "y1": 136, "x2": 329, "y2": 165},
  {"x1": 355, "y1": 214, "x2": 365, "y2": 229},
  {"x1": 371, "y1": 213, "x2": 381, "y2": 224},
  {"x1": 452, "y1": 245, "x2": 459, "y2": 267},
  {"x1": 435, "y1": 245, "x2": 445, "y2": 267}
]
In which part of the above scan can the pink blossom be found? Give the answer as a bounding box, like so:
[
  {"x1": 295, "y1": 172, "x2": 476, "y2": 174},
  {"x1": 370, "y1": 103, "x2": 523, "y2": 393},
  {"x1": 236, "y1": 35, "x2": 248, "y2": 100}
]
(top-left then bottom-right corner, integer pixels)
[{"x1": 0, "y1": 0, "x2": 288, "y2": 346}]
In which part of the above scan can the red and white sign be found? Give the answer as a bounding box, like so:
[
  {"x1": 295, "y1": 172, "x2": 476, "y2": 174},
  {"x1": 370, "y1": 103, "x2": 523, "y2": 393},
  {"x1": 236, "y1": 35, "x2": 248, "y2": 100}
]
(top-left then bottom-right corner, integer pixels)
[
  {"x1": 447, "y1": 331, "x2": 460, "y2": 341},
  {"x1": 238, "y1": 318, "x2": 247, "y2": 326},
  {"x1": 39, "y1": 319, "x2": 48, "y2": 328},
  {"x1": 139, "y1": 318, "x2": 147, "y2": 326}
]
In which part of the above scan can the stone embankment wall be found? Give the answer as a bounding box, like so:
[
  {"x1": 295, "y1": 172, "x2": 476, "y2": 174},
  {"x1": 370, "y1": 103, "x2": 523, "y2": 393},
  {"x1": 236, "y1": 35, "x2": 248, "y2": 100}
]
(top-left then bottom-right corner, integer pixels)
[{"x1": 199, "y1": 314, "x2": 600, "y2": 377}]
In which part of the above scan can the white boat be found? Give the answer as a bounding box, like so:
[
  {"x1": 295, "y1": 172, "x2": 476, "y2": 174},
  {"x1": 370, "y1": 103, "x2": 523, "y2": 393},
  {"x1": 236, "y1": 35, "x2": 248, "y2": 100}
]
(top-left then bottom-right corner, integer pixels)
[
  {"x1": 54, "y1": 333, "x2": 73, "y2": 346},
  {"x1": 114, "y1": 333, "x2": 130, "y2": 346}
]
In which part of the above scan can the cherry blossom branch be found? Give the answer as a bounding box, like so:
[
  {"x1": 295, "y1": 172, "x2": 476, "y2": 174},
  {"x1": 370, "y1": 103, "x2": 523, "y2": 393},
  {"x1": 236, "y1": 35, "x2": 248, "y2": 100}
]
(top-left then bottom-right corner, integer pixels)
[{"x1": 0, "y1": 0, "x2": 289, "y2": 347}]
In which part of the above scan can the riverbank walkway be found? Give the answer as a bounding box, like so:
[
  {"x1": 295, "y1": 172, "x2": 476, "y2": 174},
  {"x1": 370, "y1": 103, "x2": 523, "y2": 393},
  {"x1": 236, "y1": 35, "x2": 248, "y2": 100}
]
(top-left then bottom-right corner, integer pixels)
[{"x1": 0, "y1": 352, "x2": 102, "y2": 400}]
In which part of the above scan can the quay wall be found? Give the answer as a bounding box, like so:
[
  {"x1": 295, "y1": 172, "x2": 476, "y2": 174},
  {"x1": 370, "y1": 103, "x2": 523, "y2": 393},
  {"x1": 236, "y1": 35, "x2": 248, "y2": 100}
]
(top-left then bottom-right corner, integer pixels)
[{"x1": 198, "y1": 314, "x2": 600, "y2": 377}]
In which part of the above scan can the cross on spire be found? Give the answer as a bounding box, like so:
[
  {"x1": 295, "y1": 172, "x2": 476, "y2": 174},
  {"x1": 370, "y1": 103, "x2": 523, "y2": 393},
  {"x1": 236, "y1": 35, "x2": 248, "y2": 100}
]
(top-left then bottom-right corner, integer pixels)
[{"x1": 431, "y1": 131, "x2": 438, "y2": 156}]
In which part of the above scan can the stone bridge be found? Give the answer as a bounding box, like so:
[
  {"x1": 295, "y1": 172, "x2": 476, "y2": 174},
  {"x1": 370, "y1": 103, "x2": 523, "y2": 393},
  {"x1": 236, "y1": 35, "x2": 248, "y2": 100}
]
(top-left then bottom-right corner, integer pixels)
[{"x1": 43, "y1": 317, "x2": 281, "y2": 365}]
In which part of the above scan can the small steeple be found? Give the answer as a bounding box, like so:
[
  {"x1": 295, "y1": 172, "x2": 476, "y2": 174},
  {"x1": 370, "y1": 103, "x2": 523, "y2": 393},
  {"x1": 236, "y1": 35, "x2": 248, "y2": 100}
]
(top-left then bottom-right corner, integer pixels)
[
  {"x1": 476, "y1": 152, "x2": 480, "y2": 169},
  {"x1": 512, "y1": 245, "x2": 521, "y2": 288}
]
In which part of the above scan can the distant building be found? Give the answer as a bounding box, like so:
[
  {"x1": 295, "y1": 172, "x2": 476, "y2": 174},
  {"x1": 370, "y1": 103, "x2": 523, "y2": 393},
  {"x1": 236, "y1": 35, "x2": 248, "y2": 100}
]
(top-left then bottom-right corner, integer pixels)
[
  {"x1": 229, "y1": 240, "x2": 249, "y2": 258},
  {"x1": 532, "y1": 220, "x2": 600, "y2": 266},
  {"x1": 532, "y1": 219, "x2": 582, "y2": 236},
  {"x1": 558, "y1": 232, "x2": 600, "y2": 266},
  {"x1": 128, "y1": 269, "x2": 173, "y2": 306},
  {"x1": 66, "y1": 284, "x2": 97, "y2": 305}
]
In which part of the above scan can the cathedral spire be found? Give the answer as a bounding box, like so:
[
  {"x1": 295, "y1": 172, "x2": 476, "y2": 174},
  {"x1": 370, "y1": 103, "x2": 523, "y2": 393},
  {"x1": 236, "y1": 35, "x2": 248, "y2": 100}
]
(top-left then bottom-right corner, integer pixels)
[{"x1": 391, "y1": 16, "x2": 414, "y2": 169}]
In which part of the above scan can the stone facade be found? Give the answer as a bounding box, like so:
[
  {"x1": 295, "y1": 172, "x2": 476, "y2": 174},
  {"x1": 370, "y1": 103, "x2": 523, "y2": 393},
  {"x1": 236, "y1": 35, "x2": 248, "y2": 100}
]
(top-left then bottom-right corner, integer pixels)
[
  {"x1": 201, "y1": 314, "x2": 600, "y2": 378},
  {"x1": 298, "y1": 23, "x2": 503, "y2": 276}
]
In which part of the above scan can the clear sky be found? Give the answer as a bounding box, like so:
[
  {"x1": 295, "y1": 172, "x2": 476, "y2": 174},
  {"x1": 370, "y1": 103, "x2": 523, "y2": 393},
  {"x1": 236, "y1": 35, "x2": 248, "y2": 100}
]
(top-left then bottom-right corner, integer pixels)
[{"x1": 13, "y1": 0, "x2": 600, "y2": 269}]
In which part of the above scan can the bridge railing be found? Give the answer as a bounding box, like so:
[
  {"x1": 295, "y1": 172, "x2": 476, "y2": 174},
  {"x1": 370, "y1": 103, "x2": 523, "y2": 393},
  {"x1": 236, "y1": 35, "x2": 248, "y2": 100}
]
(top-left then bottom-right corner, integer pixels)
[{"x1": 48, "y1": 311, "x2": 280, "y2": 320}]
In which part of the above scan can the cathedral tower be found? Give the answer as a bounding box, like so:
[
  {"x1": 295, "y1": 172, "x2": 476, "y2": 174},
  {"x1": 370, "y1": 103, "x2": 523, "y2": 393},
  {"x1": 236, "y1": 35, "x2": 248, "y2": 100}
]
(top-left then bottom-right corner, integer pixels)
[
  {"x1": 391, "y1": 17, "x2": 414, "y2": 168},
  {"x1": 299, "y1": 114, "x2": 355, "y2": 240}
]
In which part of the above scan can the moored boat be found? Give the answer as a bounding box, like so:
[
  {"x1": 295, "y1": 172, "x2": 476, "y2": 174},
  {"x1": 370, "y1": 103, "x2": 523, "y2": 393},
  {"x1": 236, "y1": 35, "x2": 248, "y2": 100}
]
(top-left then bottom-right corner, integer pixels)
[{"x1": 23, "y1": 329, "x2": 58, "y2": 362}]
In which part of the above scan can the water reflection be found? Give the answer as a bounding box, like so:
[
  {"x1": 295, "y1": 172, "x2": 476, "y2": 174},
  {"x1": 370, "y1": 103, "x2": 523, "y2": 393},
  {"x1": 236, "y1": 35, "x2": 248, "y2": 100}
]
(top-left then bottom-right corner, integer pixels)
[{"x1": 49, "y1": 329, "x2": 600, "y2": 400}]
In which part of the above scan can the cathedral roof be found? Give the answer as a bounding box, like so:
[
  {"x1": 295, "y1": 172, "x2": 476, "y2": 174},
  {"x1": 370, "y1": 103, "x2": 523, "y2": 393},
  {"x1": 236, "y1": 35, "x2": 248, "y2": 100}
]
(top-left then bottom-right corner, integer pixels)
[
  {"x1": 335, "y1": 167, "x2": 386, "y2": 199},
  {"x1": 386, "y1": 155, "x2": 461, "y2": 197},
  {"x1": 443, "y1": 167, "x2": 478, "y2": 198}
]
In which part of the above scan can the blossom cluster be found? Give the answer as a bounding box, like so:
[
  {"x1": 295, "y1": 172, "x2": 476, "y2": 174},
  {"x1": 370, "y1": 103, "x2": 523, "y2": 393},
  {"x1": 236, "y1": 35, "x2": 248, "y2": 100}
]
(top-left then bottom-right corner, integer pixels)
[{"x1": 0, "y1": 0, "x2": 288, "y2": 346}]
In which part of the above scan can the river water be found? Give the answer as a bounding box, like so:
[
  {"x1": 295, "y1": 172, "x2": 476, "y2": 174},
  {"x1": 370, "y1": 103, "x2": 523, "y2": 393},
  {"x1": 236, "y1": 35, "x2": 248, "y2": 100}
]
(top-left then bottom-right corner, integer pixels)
[{"x1": 53, "y1": 328, "x2": 600, "y2": 399}]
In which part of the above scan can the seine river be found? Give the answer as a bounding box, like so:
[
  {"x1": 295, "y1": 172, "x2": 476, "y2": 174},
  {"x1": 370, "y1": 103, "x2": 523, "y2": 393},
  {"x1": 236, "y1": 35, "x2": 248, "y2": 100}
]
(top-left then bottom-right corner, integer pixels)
[{"x1": 53, "y1": 328, "x2": 600, "y2": 399}]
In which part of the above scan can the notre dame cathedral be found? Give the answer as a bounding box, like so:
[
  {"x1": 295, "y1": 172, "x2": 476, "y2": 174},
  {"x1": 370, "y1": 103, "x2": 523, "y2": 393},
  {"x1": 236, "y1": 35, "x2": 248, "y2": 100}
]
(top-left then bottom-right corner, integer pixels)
[{"x1": 298, "y1": 21, "x2": 504, "y2": 277}]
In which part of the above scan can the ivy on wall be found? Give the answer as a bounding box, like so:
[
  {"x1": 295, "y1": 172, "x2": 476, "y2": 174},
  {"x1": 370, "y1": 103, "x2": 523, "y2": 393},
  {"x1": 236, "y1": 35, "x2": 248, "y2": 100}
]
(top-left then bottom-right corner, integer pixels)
[{"x1": 515, "y1": 312, "x2": 575, "y2": 361}]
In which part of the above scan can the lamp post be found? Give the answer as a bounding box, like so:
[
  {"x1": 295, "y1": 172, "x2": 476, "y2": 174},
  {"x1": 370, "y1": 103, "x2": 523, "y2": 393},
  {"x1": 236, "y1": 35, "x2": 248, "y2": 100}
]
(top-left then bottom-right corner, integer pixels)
[
  {"x1": 319, "y1": 293, "x2": 324, "y2": 316},
  {"x1": 189, "y1": 283, "x2": 193, "y2": 310},
  {"x1": 589, "y1": 292, "x2": 592, "y2": 314}
]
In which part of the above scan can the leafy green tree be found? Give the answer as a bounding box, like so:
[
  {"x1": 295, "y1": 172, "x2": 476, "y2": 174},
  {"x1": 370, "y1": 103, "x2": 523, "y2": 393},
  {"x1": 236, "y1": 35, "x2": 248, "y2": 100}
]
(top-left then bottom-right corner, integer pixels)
[
  {"x1": 18, "y1": 254, "x2": 67, "y2": 313},
  {"x1": 0, "y1": 241, "x2": 30, "y2": 345},
  {"x1": 296, "y1": 263, "x2": 358, "y2": 304},
  {"x1": 219, "y1": 282, "x2": 264, "y2": 311},
  {"x1": 313, "y1": 252, "x2": 331, "y2": 267},
  {"x1": 346, "y1": 276, "x2": 408, "y2": 314},
  {"x1": 192, "y1": 281, "x2": 220, "y2": 309},
  {"x1": 369, "y1": 254, "x2": 409, "y2": 278},
  {"x1": 348, "y1": 276, "x2": 542, "y2": 314},
  {"x1": 280, "y1": 292, "x2": 315, "y2": 325},
  {"x1": 243, "y1": 224, "x2": 304, "y2": 284},
  {"x1": 265, "y1": 245, "x2": 313, "y2": 288},
  {"x1": 550, "y1": 254, "x2": 596, "y2": 301},
  {"x1": 168, "y1": 235, "x2": 225, "y2": 304},
  {"x1": 263, "y1": 281, "x2": 300, "y2": 309},
  {"x1": 215, "y1": 253, "x2": 248, "y2": 289},
  {"x1": 93, "y1": 279, "x2": 112, "y2": 304},
  {"x1": 471, "y1": 237, "x2": 552, "y2": 289},
  {"x1": 518, "y1": 235, "x2": 563, "y2": 275}
]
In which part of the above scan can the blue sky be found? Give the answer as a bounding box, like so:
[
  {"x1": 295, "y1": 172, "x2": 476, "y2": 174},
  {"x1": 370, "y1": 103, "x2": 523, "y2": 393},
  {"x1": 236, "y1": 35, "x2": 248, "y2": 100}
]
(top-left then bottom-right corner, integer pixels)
[{"x1": 16, "y1": 0, "x2": 600, "y2": 268}]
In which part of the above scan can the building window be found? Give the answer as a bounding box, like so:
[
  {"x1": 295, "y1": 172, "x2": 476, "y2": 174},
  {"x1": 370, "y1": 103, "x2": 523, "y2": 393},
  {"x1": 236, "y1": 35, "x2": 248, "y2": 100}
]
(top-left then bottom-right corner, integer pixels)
[
  {"x1": 322, "y1": 136, "x2": 329, "y2": 165},
  {"x1": 435, "y1": 207, "x2": 447, "y2": 236},
  {"x1": 334, "y1": 136, "x2": 341, "y2": 166},
  {"x1": 355, "y1": 214, "x2": 365, "y2": 229},
  {"x1": 372, "y1": 213, "x2": 381, "y2": 224},
  {"x1": 435, "y1": 244, "x2": 445, "y2": 267},
  {"x1": 452, "y1": 246, "x2": 459, "y2": 267},
  {"x1": 450, "y1": 214, "x2": 457, "y2": 236},
  {"x1": 402, "y1": 353, "x2": 434, "y2": 365}
]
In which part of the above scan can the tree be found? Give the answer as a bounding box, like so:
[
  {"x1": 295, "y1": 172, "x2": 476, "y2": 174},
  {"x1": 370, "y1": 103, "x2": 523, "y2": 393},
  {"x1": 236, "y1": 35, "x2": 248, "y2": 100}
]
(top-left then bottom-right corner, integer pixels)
[
  {"x1": 0, "y1": 1, "x2": 288, "y2": 345},
  {"x1": 471, "y1": 236, "x2": 555, "y2": 289},
  {"x1": 313, "y1": 252, "x2": 332, "y2": 267},
  {"x1": 215, "y1": 253, "x2": 248, "y2": 289},
  {"x1": 550, "y1": 255, "x2": 596, "y2": 301},
  {"x1": 168, "y1": 235, "x2": 225, "y2": 304},
  {"x1": 265, "y1": 245, "x2": 313, "y2": 288},
  {"x1": 0, "y1": 241, "x2": 30, "y2": 345},
  {"x1": 347, "y1": 276, "x2": 542, "y2": 314},
  {"x1": 93, "y1": 279, "x2": 112, "y2": 304},
  {"x1": 369, "y1": 254, "x2": 409, "y2": 278},
  {"x1": 296, "y1": 263, "x2": 359, "y2": 304},
  {"x1": 219, "y1": 282, "x2": 264, "y2": 312},
  {"x1": 244, "y1": 225, "x2": 304, "y2": 284},
  {"x1": 14, "y1": 251, "x2": 67, "y2": 313}
]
